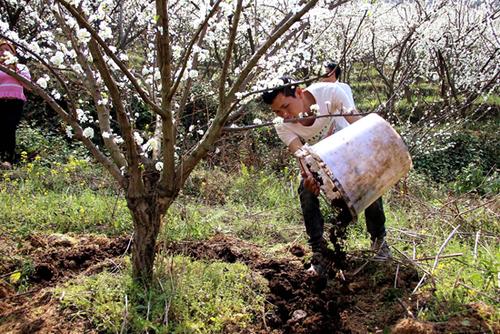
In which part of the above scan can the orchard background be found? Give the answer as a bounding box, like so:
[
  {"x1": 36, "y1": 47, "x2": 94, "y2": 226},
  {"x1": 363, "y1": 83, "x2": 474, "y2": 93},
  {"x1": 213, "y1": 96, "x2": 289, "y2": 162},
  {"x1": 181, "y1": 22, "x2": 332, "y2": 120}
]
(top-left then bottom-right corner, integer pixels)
[{"x1": 0, "y1": 0, "x2": 498, "y2": 333}]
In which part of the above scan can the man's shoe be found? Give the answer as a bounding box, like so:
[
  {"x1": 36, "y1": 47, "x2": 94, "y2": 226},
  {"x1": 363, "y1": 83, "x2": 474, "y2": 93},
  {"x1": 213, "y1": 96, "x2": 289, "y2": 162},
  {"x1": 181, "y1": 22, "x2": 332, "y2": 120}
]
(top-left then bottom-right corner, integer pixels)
[
  {"x1": 306, "y1": 251, "x2": 330, "y2": 277},
  {"x1": 371, "y1": 238, "x2": 392, "y2": 261}
]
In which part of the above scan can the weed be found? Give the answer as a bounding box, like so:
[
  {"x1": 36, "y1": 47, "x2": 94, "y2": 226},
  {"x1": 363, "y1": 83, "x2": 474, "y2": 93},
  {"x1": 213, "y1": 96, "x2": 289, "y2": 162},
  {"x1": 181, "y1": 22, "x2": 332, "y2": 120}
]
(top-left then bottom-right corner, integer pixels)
[{"x1": 56, "y1": 256, "x2": 268, "y2": 333}]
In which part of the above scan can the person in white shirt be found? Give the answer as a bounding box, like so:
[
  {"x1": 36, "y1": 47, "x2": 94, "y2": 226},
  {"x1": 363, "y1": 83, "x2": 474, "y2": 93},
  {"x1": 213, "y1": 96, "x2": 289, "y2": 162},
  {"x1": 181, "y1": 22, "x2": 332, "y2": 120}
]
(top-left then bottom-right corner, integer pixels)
[
  {"x1": 322, "y1": 62, "x2": 354, "y2": 104},
  {"x1": 262, "y1": 76, "x2": 390, "y2": 277}
]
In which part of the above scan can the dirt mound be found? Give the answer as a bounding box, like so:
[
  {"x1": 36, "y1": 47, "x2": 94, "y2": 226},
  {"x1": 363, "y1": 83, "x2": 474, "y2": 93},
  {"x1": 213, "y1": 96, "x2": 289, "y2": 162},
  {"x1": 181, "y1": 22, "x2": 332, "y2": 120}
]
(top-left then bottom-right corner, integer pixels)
[
  {"x1": 167, "y1": 234, "x2": 496, "y2": 334},
  {"x1": 165, "y1": 233, "x2": 262, "y2": 265},
  {"x1": 1, "y1": 233, "x2": 496, "y2": 333},
  {"x1": 0, "y1": 233, "x2": 130, "y2": 334}
]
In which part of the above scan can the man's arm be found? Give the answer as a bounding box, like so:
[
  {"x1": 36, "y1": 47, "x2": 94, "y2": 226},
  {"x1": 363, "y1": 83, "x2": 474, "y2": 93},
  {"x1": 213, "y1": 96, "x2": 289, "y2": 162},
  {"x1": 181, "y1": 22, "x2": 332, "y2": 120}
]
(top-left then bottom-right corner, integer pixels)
[{"x1": 288, "y1": 138, "x2": 320, "y2": 196}]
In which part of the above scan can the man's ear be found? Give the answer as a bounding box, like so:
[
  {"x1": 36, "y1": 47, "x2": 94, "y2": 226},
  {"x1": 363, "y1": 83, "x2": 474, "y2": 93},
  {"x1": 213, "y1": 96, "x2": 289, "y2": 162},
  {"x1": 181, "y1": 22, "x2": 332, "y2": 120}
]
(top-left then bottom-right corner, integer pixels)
[{"x1": 296, "y1": 87, "x2": 304, "y2": 98}]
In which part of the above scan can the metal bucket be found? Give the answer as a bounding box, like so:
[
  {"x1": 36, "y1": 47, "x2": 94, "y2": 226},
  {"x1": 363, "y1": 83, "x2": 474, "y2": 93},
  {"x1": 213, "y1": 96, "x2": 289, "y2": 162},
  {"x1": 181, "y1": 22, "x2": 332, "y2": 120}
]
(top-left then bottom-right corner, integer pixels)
[{"x1": 297, "y1": 113, "x2": 412, "y2": 219}]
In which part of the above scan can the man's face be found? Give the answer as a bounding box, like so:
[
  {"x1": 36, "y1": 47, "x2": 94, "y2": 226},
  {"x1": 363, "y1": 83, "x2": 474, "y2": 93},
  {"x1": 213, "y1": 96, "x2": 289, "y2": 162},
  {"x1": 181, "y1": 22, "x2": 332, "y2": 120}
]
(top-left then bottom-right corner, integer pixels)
[
  {"x1": 322, "y1": 67, "x2": 337, "y2": 83},
  {"x1": 270, "y1": 92, "x2": 305, "y2": 121}
]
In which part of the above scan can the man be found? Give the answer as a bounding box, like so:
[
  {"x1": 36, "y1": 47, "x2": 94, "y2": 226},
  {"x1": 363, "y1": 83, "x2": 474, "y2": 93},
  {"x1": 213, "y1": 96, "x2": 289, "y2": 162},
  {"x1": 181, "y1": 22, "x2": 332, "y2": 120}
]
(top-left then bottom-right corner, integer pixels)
[
  {"x1": 322, "y1": 62, "x2": 354, "y2": 104},
  {"x1": 262, "y1": 77, "x2": 390, "y2": 276}
]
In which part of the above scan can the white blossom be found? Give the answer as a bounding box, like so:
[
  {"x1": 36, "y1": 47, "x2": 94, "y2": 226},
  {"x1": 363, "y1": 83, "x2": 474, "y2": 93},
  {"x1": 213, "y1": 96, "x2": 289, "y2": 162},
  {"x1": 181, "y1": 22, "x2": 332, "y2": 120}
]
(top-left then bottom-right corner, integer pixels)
[
  {"x1": 253, "y1": 118, "x2": 263, "y2": 125},
  {"x1": 76, "y1": 28, "x2": 91, "y2": 43},
  {"x1": 83, "y1": 127, "x2": 94, "y2": 139},
  {"x1": 155, "y1": 162, "x2": 164, "y2": 171},
  {"x1": 50, "y1": 51, "x2": 64, "y2": 66},
  {"x1": 188, "y1": 69, "x2": 198, "y2": 79},
  {"x1": 142, "y1": 138, "x2": 159, "y2": 152},
  {"x1": 36, "y1": 77, "x2": 48, "y2": 89},
  {"x1": 66, "y1": 126, "x2": 73, "y2": 138},
  {"x1": 134, "y1": 132, "x2": 144, "y2": 145},
  {"x1": 272, "y1": 117, "x2": 284, "y2": 125},
  {"x1": 2, "y1": 51, "x2": 17, "y2": 65},
  {"x1": 310, "y1": 104, "x2": 319, "y2": 114}
]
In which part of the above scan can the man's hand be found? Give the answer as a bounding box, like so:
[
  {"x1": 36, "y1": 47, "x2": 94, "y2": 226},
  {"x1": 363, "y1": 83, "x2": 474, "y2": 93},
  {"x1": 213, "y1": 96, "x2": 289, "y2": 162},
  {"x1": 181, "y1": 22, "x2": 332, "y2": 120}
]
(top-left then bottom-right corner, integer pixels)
[{"x1": 302, "y1": 170, "x2": 320, "y2": 196}]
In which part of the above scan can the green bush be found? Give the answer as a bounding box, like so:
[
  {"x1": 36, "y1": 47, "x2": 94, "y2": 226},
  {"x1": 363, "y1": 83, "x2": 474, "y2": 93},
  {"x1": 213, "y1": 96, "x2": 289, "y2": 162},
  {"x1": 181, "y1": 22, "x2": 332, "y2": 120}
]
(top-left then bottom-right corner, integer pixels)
[
  {"x1": 16, "y1": 121, "x2": 87, "y2": 163},
  {"x1": 413, "y1": 127, "x2": 498, "y2": 193}
]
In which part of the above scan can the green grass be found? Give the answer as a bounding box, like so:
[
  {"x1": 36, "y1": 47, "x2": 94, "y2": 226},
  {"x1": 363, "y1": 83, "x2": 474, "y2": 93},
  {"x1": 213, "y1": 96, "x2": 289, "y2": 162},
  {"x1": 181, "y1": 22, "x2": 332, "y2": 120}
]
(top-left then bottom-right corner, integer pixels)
[
  {"x1": 56, "y1": 255, "x2": 268, "y2": 333},
  {"x1": 2, "y1": 148, "x2": 498, "y2": 330},
  {"x1": 0, "y1": 159, "x2": 131, "y2": 236}
]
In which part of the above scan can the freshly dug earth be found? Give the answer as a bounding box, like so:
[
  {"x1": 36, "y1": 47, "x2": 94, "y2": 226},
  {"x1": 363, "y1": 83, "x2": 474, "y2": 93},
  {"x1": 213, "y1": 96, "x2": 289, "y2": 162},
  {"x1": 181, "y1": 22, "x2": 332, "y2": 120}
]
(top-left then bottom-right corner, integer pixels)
[
  {"x1": 0, "y1": 234, "x2": 130, "y2": 333},
  {"x1": 0, "y1": 233, "x2": 497, "y2": 333}
]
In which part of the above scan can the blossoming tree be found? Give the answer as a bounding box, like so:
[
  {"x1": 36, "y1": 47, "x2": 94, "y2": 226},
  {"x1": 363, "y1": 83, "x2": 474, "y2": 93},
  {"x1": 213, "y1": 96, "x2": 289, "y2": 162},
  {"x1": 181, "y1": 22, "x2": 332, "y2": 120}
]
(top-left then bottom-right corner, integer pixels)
[{"x1": 0, "y1": 0, "x2": 366, "y2": 285}]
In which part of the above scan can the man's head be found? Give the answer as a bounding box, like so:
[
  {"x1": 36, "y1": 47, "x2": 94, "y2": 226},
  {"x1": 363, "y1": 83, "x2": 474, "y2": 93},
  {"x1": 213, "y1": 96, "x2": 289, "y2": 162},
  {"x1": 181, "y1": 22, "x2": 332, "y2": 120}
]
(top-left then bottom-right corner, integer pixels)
[
  {"x1": 262, "y1": 77, "x2": 308, "y2": 120},
  {"x1": 323, "y1": 62, "x2": 341, "y2": 82}
]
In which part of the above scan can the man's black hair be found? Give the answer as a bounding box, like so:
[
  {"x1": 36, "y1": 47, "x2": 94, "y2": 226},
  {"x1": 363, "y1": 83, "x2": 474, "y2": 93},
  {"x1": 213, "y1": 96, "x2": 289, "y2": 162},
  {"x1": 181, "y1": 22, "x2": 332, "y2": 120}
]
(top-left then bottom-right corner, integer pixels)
[
  {"x1": 325, "y1": 62, "x2": 341, "y2": 79},
  {"x1": 261, "y1": 76, "x2": 297, "y2": 105}
]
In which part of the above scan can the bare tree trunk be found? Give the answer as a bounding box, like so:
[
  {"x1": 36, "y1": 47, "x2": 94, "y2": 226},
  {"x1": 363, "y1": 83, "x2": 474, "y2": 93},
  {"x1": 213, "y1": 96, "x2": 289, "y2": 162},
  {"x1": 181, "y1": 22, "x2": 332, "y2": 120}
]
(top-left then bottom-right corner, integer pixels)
[{"x1": 127, "y1": 196, "x2": 168, "y2": 285}]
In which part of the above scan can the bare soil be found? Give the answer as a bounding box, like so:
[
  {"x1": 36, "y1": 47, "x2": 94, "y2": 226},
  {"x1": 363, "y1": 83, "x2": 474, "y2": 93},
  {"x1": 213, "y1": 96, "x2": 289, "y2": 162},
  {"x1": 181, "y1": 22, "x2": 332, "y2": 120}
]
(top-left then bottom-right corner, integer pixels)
[{"x1": 0, "y1": 233, "x2": 496, "y2": 333}]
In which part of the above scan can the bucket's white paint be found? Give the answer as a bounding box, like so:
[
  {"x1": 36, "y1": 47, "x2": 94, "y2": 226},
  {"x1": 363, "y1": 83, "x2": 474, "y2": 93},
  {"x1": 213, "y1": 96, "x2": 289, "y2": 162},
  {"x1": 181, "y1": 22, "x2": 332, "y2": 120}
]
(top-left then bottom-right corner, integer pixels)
[{"x1": 308, "y1": 113, "x2": 412, "y2": 217}]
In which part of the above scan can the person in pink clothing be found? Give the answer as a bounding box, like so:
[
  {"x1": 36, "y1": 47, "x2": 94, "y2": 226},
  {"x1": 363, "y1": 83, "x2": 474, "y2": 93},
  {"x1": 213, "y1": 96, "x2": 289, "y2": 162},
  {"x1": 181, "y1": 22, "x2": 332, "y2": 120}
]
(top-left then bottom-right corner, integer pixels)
[{"x1": 0, "y1": 39, "x2": 31, "y2": 168}]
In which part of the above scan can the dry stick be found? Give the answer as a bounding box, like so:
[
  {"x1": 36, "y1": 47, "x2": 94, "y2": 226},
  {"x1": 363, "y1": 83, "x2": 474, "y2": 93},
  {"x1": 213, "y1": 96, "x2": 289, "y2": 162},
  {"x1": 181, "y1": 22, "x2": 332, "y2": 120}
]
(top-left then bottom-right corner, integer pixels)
[
  {"x1": 416, "y1": 253, "x2": 463, "y2": 262},
  {"x1": 122, "y1": 232, "x2": 134, "y2": 257},
  {"x1": 391, "y1": 246, "x2": 434, "y2": 295},
  {"x1": 392, "y1": 246, "x2": 432, "y2": 277},
  {"x1": 223, "y1": 111, "x2": 374, "y2": 132},
  {"x1": 412, "y1": 273, "x2": 428, "y2": 295},
  {"x1": 473, "y1": 229, "x2": 481, "y2": 262},
  {"x1": 432, "y1": 224, "x2": 461, "y2": 273},
  {"x1": 349, "y1": 260, "x2": 369, "y2": 277},
  {"x1": 394, "y1": 263, "x2": 400, "y2": 288},
  {"x1": 396, "y1": 298, "x2": 415, "y2": 319},
  {"x1": 454, "y1": 198, "x2": 497, "y2": 219},
  {"x1": 120, "y1": 294, "x2": 129, "y2": 334}
]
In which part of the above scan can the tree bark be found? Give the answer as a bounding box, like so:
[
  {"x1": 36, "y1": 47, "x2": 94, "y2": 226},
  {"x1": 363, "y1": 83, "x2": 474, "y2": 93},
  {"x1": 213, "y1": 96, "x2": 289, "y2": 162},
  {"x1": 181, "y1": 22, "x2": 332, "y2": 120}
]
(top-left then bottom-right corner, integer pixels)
[{"x1": 128, "y1": 196, "x2": 168, "y2": 285}]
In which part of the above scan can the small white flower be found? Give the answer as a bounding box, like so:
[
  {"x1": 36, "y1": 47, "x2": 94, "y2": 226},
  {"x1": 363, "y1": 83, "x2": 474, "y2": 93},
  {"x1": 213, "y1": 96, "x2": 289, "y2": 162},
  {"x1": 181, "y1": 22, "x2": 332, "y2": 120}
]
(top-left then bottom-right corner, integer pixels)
[
  {"x1": 188, "y1": 69, "x2": 198, "y2": 79},
  {"x1": 188, "y1": 125, "x2": 195, "y2": 132},
  {"x1": 229, "y1": 124, "x2": 237, "y2": 128},
  {"x1": 83, "y1": 127, "x2": 94, "y2": 139},
  {"x1": 98, "y1": 22, "x2": 113, "y2": 40},
  {"x1": 133, "y1": 132, "x2": 144, "y2": 145},
  {"x1": 76, "y1": 109, "x2": 88, "y2": 122},
  {"x1": 119, "y1": 54, "x2": 129, "y2": 61},
  {"x1": 76, "y1": 28, "x2": 91, "y2": 43},
  {"x1": 253, "y1": 118, "x2": 262, "y2": 125},
  {"x1": 272, "y1": 117, "x2": 284, "y2": 125},
  {"x1": 36, "y1": 77, "x2": 48, "y2": 89},
  {"x1": 114, "y1": 136, "x2": 124, "y2": 144},
  {"x1": 102, "y1": 131, "x2": 111, "y2": 139},
  {"x1": 50, "y1": 51, "x2": 64, "y2": 66},
  {"x1": 215, "y1": 147, "x2": 220, "y2": 154},
  {"x1": 298, "y1": 112, "x2": 306, "y2": 119},
  {"x1": 66, "y1": 126, "x2": 73, "y2": 138},
  {"x1": 97, "y1": 98, "x2": 108, "y2": 105},
  {"x1": 2, "y1": 51, "x2": 17, "y2": 65},
  {"x1": 197, "y1": 129, "x2": 204, "y2": 135},
  {"x1": 71, "y1": 63, "x2": 83, "y2": 73},
  {"x1": 310, "y1": 104, "x2": 319, "y2": 114},
  {"x1": 155, "y1": 162, "x2": 164, "y2": 171},
  {"x1": 142, "y1": 138, "x2": 158, "y2": 151},
  {"x1": 235, "y1": 92, "x2": 244, "y2": 100}
]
